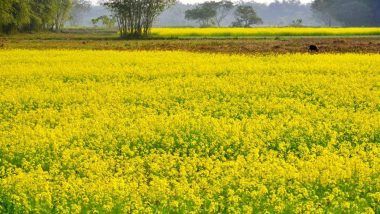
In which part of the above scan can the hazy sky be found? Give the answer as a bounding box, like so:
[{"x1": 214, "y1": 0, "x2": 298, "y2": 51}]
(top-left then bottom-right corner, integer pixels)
[
  {"x1": 180, "y1": 0, "x2": 312, "y2": 3},
  {"x1": 92, "y1": 0, "x2": 313, "y2": 4}
]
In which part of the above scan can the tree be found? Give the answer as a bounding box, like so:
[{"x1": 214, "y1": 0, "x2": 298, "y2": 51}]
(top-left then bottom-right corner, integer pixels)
[
  {"x1": 290, "y1": 18, "x2": 303, "y2": 27},
  {"x1": 311, "y1": 0, "x2": 334, "y2": 26},
  {"x1": 333, "y1": 1, "x2": 372, "y2": 26},
  {"x1": 232, "y1": 5, "x2": 263, "y2": 27},
  {"x1": 0, "y1": 0, "x2": 77, "y2": 34},
  {"x1": 92, "y1": 15, "x2": 117, "y2": 29},
  {"x1": 70, "y1": 0, "x2": 91, "y2": 26},
  {"x1": 28, "y1": 0, "x2": 59, "y2": 32},
  {"x1": 52, "y1": 0, "x2": 73, "y2": 31},
  {"x1": 204, "y1": 1, "x2": 234, "y2": 27},
  {"x1": 185, "y1": 4, "x2": 217, "y2": 27},
  {"x1": 0, "y1": 0, "x2": 31, "y2": 33},
  {"x1": 373, "y1": 1, "x2": 380, "y2": 24},
  {"x1": 104, "y1": 0, "x2": 176, "y2": 38},
  {"x1": 215, "y1": 1, "x2": 233, "y2": 26},
  {"x1": 311, "y1": 0, "x2": 380, "y2": 26},
  {"x1": 185, "y1": 1, "x2": 233, "y2": 27}
]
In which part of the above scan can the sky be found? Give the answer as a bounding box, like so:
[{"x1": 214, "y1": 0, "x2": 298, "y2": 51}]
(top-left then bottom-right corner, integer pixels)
[
  {"x1": 91, "y1": 0, "x2": 313, "y2": 4},
  {"x1": 179, "y1": 0, "x2": 313, "y2": 3}
]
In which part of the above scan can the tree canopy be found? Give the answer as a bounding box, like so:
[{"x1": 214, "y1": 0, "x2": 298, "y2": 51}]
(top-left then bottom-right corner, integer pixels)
[
  {"x1": 311, "y1": 0, "x2": 380, "y2": 26},
  {"x1": 70, "y1": 0, "x2": 92, "y2": 26},
  {"x1": 0, "y1": 0, "x2": 91, "y2": 34},
  {"x1": 185, "y1": 4, "x2": 217, "y2": 27},
  {"x1": 104, "y1": 0, "x2": 176, "y2": 38},
  {"x1": 91, "y1": 15, "x2": 116, "y2": 29},
  {"x1": 232, "y1": 5, "x2": 263, "y2": 27},
  {"x1": 185, "y1": 1, "x2": 234, "y2": 27}
]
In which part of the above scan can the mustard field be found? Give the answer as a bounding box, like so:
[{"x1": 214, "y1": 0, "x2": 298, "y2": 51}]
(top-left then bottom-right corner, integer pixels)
[
  {"x1": 151, "y1": 27, "x2": 380, "y2": 37},
  {"x1": 0, "y1": 50, "x2": 379, "y2": 213}
]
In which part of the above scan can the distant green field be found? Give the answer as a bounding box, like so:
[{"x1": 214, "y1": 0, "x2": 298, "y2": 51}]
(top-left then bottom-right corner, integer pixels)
[{"x1": 151, "y1": 27, "x2": 380, "y2": 38}]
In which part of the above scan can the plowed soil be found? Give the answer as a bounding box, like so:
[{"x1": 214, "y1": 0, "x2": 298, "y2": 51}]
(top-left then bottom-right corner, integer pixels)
[{"x1": 1, "y1": 35, "x2": 379, "y2": 54}]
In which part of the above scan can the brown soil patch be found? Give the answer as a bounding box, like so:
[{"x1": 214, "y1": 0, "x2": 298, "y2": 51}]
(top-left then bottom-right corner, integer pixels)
[{"x1": 1, "y1": 36, "x2": 380, "y2": 54}]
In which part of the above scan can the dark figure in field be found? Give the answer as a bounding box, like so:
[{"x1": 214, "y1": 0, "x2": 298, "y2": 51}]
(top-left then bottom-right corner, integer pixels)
[{"x1": 308, "y1": 45, "x2": 319, "y2": 52}]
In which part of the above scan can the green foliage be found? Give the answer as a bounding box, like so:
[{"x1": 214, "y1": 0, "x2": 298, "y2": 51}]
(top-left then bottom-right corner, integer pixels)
[
  {"x1": 91, "y1": 15, "x2": 116, "y2": 29},
  {"x1": 0, "y1": 0, "x2": 90, "y2": 34},
  {"x1": 290, "y1": 18, "x2": 303, "y2": 27},
  {"x1": 104, "y1": 0, "x2": 176, "y2": 38},
  {"x1": 203, "y1": 1, "x2": 234, "y2": 27},
  {"x1": 232, "y1": 5, "x2": 263, "y2": 27},
  {"x1": 185, "y1": 1, "x2": 234, "y2": 27},
  {"x1": 311, "y1": 0, "x2": 380, "y2": 26},
  {"x1": 0, "y1": 0, "x2": 31, "y2": 33},
  {"x1": 185, "y1": 5, "x2": 217, "y2": 27}
]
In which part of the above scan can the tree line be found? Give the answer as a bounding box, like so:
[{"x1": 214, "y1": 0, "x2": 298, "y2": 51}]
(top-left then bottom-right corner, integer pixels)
[
  {"x1": 311, "y1": 0, "x2": 380, "y2": 26},
  {"x1": 184, "y1": 1, "x2": 263, "y2": 27},
  {"x1": 0, "y1": 0, "x2": 90, "y2": 34},
  {"x1": 185, "y1": 0, "x2": 380, "y2": 27},
  {"x1": 1, "y1": 0, "x2": 379, "y2": 37}
]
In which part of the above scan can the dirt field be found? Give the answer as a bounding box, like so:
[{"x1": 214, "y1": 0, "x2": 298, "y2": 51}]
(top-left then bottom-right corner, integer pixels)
[{"x1": 1, "y1": 30, "x2": 380, "y2": 54}]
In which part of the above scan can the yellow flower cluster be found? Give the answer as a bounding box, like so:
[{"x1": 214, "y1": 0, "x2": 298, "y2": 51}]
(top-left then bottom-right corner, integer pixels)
[
  {"x1": 0, "y1": 50, "x2": 379, "y2": 213},
  {"x1": 151, "y1": 27, "x2": 380, "y2": 37}
]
